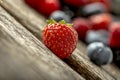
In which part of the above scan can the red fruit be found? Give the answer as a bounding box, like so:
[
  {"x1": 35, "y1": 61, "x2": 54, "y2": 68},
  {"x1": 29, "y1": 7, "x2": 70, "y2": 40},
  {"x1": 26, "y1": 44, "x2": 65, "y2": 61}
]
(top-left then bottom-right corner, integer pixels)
[
  {"x1": 42, "y1": 19, "x2": 78, "y2": 59},
  {"x1": 24, "y1": 0, "x2": 37, "y2": 8},
  {"x1": 24, "y1": 0, "x2": 61, "y2": 17},
  {"x1": 64, "y1": 0, "x2": 87, "y2": 7},
  {"x1": 72, "y1": 18, "x2": 90, "y2": 40},
  {"x1": 89, "y1": 13, "x2": 112, "y2": 30},
  {"x1": 109, "y1": 22, "x2": 120, "y2": 48},
  {"x1": 37, "y1": 0, "x2": 61, "y2": 17},
  {"x1": 109, "y1": 22, "x2": 120, "y2": 32}
]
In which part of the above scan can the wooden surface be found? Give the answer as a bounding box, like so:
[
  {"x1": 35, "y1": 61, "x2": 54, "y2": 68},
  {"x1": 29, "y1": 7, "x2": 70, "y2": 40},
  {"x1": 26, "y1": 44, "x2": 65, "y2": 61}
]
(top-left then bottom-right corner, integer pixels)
[
  {"x1": 0, "y1": 6, "x2": 85, "y2": 80},
  {"x1": 0, "y1": 0, "x2": 117, "y2": 80}
]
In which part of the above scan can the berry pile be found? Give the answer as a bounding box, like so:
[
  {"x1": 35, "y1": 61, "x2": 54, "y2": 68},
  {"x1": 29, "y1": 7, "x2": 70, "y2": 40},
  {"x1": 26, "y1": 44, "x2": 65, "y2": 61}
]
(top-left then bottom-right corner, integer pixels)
[{"x1": 24, "y1": 0, "x2": 120, "y2": 66}]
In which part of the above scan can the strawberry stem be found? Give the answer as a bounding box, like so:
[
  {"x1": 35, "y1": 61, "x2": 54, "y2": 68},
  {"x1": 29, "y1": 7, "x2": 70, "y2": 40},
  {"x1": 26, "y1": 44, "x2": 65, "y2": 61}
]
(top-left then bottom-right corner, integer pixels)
[
  {"x1": 59, "y1": 20, "x2": 66, "y2": 24},
  {"x1": 67, "y1": 23, "x2": 73, "y2": 27},
  {"x1": 47, "y1": 18, "x2": 56, "y2": 24},
  {"x1": 59, "y1": 20, "x2": 73, "y2": 27},
  {"x1": 46, "y1": 19, "x2": 73, "y2": 27}
]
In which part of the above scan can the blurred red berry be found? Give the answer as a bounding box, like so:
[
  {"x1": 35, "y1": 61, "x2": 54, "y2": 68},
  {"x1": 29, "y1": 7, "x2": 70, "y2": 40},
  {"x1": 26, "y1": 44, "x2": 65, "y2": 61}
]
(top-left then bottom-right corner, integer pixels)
[
  {"x1": 109, "y1": 22, "x2": 120, "y2": 32},
  {"x1": 109, "y1": 22, "x2": 120, "y2": 48},
  {"x1": 36, "y1": 0, "x2": 61, "y2": 17},
  {"x1": 89, "y1": 13, "x2": 112, "y2": 30},
  {"x1": 24, "y1": 0, "x2": 61, "y2": 17},
  {"x1": 72, "y1": 18, "x2": 90, "y2": 40}
]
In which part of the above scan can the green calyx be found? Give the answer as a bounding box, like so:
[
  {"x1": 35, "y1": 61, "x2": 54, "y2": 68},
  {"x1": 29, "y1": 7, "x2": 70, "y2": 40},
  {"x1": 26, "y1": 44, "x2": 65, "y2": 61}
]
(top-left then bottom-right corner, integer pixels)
[
  {"x1": 59, "y1": 20, "x2": 66, "y2": 24},
  {"x1": 46, "y1": 19, "x2": 73, "y2": 27},
  {"x1": 47, "y1": 18, "x2": 56, "y2": 24},
  {"x1": 66, "y1": 23, "x2": 73, "y2": 27}
]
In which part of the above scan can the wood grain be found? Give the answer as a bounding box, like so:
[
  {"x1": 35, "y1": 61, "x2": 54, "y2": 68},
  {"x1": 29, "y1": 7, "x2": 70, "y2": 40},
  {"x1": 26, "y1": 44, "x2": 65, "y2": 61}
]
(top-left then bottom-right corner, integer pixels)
[
  {"x1": 0, "y1": 0, "x2": 117, "y2": 80},
  {"x1": 0, "y1": 6, "x2": 85, "y2": 80}
]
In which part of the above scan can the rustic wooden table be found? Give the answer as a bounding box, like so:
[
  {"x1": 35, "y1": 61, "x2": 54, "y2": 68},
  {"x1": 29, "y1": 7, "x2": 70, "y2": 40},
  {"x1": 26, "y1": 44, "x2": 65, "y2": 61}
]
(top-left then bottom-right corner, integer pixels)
[{"x1": 0, "y1": 0, "x2": 119, "y2": 80}]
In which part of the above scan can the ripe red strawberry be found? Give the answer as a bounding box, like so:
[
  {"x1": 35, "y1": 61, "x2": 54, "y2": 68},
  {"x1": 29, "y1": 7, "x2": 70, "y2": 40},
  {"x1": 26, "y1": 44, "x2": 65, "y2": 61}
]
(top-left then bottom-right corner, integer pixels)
[
  {"x1": 72, "y1": 18, "x2": 90, "y2": 41},
  {"x1": 24, "y1": 0, "x2": 61, "y2": 17},
  {"x1": 109, "y1": 22, "x2": 120, "y2": 48},
  {"x1": 42, "y1": 19, "x2": 78, "y2": 59},
  {"x1": 36, "y1": 0, "x2": 61, "y2": 17},
  {"x1": 89, "y1": 13, "x2": 112, "y2": 30}
]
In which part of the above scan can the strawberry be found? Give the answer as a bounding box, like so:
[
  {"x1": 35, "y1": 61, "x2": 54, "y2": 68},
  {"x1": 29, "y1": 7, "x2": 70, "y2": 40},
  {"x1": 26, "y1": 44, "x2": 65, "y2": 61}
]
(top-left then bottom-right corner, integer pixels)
[
  {"x1": 42, "y1": 19, "x2": 78, "y2": 59},
  {"x1": 89, "y1": 13, "x2": 112, "y2": 30},
  {"x1": 109, "y1": 22, "x2": 120, "y2": 48},
  {"x1": 24, "y1": 0, "x2": 61, "y2": 17},
  {"x1": 36, "y1": 0, "x2": 61, "y2": 17},
  {"x1": 72, "y1": 18, "x2": 90, "y2": 41}
]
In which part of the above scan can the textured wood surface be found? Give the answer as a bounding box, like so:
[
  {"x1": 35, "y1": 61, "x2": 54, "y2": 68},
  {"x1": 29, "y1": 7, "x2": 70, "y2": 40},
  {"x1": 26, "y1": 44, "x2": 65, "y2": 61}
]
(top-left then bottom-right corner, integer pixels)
[
  {"x1": 0, "y1": 6, "x2": 85, "y2": 80},
  {"x1": 0, "y1": 0, "x2": 117, "y2": 80}
]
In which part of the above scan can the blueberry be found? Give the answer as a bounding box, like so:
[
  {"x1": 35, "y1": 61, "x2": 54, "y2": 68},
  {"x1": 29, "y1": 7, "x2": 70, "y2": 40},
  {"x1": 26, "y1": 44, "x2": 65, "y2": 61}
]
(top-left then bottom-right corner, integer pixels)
[
  {"x1": 49, "y1": 10, "x2": 71, "y2": 22},
  {"x1": 87, "y1": 42, "x2": 113, "y2": 66},
  {"x1": 62, "y1": 6, "x2": 74, "y2": 18},
  {"x1": 81, "y1": 2, "x2": 107, "y2": 17},
  {"x1": 85, "y1": 30, "x2": 109, "y2": 45}
]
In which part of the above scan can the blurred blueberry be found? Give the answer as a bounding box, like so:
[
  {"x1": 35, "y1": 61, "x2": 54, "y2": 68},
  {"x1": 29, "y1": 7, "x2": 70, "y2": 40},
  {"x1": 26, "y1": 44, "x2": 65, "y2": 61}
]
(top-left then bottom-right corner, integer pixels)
[
  {"x1": 85, "y1": 30, "x2": 109, "y2": 45},
  {"x1": 87, "y1": 42, "x2": 113, "y2": 66},
  {"x1": 62, "y1": 6, "x2": 74, "y2": 18},
  {"x1": 49, "y1": 10, "x2": 71, "y2": 22},
  {"x1": 81, "y1": 2, "x2": 107, "y2": 17}
]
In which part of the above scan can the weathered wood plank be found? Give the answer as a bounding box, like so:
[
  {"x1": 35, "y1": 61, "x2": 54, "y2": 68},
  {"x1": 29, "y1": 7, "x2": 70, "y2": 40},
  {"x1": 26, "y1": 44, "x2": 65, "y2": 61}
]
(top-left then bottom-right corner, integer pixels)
[
  {"x1": 0, "y1": 0, "x2": 116, "y2": 80},
  {"x1": 0, "y1": 6, "x2": 85, "y2": 80},
  {"x1": 102, "y1": 64, "x2": 120, "y2": 80}
]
